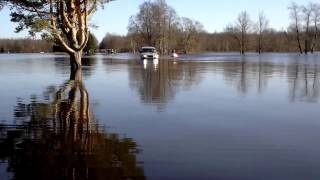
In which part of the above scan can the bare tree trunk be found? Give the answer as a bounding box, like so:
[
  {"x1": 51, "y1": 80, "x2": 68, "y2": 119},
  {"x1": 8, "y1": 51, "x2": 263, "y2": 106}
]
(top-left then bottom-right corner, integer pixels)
[
  {"x1": 69, "y1": 51, "x2": 83, "y2": 70},
  {"x1": 305, "y1": 19, "x2": 310, "y2": 54},
  {"x1": 301, "y1": 4, "x2": 314, "y2": 54},
  {"x1": 311, "y1": 31, "x2": 317, "y2": 53},
  {"x1": 311, "y1": 18, "x2": 318, "y2": 53},
  {"x1": 258, "y1": 35, "x2": 262, "y2": 54},
  {"x1": 289, "y1": 3, "x2": 303, "y2": 54},
  {"x1": 241, "y1": 31, "x2": 245, "y2": 55},
  {"x1": 236, "y1": 11, "x2": 250, "y2": 55},
  {"x1": 305, "y1": 39, "x2": 308, "y2": 54},
  {"x1": 257, "y1": 12, "x2": 269, "y2": 54},
  {"x1": 70, "y1": 67, "x2": 83, "y2": 81},
  {"x1": 296, "y1": 28, "x2": 303, "y2": 54}
]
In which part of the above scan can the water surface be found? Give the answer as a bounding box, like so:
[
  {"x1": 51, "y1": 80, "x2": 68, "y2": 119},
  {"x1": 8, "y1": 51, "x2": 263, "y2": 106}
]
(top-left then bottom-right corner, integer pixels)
[{"x1": 0, "y1": 53, "x2": 320, "y2": 180}]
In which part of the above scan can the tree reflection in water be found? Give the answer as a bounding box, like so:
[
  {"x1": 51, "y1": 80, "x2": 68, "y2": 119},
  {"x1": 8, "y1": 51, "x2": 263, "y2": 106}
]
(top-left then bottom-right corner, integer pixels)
[
  {"x1": 0, "y1": 69, "x2": 145, "y2": 180},
  {"x1": 287, "y1": 59, "x2": 320, "y2": 103},
  {"x1": 128, "y1": 59, "x2": 202, "y2": 109},
  {"x1": 221, "y1": 58, "x2": 274, "y2": 95},
  {"x1": 127, "y1": 57, "x2": 320, "y2": 105}
]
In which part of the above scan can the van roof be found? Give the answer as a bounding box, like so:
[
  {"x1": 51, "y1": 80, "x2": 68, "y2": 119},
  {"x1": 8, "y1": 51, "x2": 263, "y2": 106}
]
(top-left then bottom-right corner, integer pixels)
[{"x1": 141, "y1": 46, "x2": 156, "y2": 49}]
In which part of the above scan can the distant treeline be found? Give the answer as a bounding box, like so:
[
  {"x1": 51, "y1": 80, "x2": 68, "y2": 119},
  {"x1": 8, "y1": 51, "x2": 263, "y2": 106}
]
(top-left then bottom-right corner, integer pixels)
[
  {"x1": 2, "y1": 0, "x2": 320, "y2": 55},
  {"x1": 0, "y1": 34, "x2": 98, "y2": 54},
  {"x1": 100, "y1": 0, "x2": 320, "y2": 54},
  {"x1": 99, "y1": 30, "x2": 307, "y2": 54},
  {"x1": 0, "y1": 39, "x2": 53, "y2": 53}
]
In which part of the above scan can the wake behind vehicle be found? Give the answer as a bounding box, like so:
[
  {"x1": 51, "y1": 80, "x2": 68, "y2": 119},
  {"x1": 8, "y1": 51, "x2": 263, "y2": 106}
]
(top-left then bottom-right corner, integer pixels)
[{"x1": 140, "y1": 47, "x2": 159, "y2": 59}]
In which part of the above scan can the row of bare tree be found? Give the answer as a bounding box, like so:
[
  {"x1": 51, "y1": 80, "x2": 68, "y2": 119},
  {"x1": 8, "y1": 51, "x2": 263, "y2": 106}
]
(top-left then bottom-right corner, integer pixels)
[
  {"x1": 217, "y1": 2, "x2": 320, "y2": 54},
  {"x1": 288, "y1": 2, "x2": 320, "y2": 54},
  {"x1": 233, "y1": 2, "x2": 320, "y2": 54},
  {"x1": 225, "y1": 11, "x2": 270, "y2": 54},
  {"x1": 100, "y1": 1, "x2": 320, "y2": 55}
]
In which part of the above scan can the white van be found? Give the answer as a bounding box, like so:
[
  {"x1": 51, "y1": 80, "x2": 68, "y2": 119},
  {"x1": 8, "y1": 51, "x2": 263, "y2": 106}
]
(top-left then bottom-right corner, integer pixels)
[{"x1": 140, "y1": 47, "x2": 159, "y2": 59}]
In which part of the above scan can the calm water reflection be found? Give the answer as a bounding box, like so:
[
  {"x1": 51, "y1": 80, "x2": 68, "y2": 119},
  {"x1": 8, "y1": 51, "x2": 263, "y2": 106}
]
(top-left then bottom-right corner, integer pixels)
[
  {"x1": 128, "y1": 59, "x2": 202, "y2": 110},
  {"x1": 0, "y1": 66, "x2": 145, "y2": 180},
  {"x1": 0, "y1": 53, "x2": 320, "y2": 180}
]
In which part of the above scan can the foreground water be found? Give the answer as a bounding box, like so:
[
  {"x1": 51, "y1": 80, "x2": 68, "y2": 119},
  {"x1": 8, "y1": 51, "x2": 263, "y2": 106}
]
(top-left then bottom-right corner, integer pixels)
[{"x1": 0, "y1": 53, "x2": 320, "y2": 180}]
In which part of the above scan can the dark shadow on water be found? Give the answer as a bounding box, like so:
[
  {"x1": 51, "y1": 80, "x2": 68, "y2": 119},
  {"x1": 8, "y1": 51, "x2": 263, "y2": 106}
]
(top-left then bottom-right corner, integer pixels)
[{"x1": 0, "y1": 68, "x2": 145, "y2": 180}]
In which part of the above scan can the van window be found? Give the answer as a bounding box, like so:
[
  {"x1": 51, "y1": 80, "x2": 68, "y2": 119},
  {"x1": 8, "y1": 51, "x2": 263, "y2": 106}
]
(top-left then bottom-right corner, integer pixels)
[{"x1": 141, "y1": 48, "x2": 156, "y2": 53}]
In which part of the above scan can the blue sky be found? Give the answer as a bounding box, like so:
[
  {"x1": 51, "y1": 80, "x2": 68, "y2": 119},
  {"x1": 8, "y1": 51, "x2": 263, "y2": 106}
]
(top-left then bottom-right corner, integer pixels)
[{"x1": 0, "y1": 0, "x2": 307, "y2": 42}]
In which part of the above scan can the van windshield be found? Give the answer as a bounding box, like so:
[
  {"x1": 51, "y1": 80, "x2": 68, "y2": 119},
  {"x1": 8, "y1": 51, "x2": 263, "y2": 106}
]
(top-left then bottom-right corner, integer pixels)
[{"x1": 141, "y1": 48, "x2": 156, "y2": 53}]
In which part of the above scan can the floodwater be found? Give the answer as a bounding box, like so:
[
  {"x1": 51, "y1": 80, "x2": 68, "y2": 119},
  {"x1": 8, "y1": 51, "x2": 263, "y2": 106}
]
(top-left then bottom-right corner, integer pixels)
[{"x1": 0, "y1": 53, "x2": 320, "y2": 180}]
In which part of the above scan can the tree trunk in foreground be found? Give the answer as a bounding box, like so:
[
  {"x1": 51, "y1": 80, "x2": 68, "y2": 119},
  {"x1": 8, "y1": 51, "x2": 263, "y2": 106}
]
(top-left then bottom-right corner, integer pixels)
[
  {"x1": 69, "y1": 51, "x2": 83, "y2": 70},
  {"x1": 70, "y1": 65, "x2": 83, "y2": 81}
]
